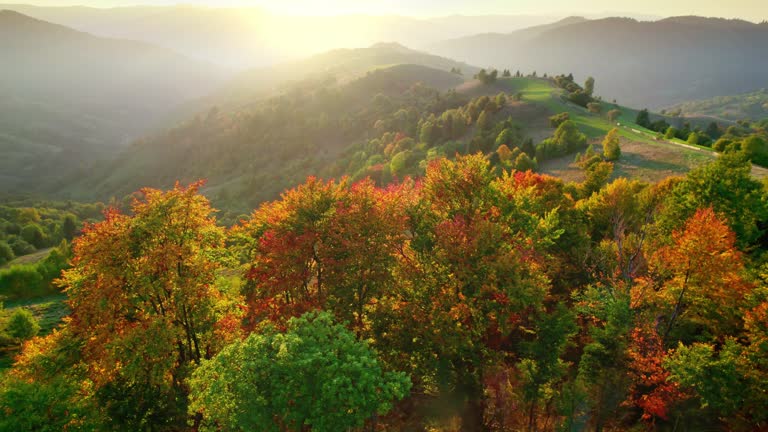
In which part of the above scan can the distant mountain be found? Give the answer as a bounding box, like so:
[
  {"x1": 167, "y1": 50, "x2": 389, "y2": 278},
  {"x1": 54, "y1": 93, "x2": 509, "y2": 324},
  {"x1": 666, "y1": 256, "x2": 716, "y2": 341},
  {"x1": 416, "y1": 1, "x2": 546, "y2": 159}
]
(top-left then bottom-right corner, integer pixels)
[
  {"x1": 194, "y1": 43, "x2": 478, "y2": 111},
  {"x1": 0, "y1": 10, "x2": 226, "y2": 192},
  {"x1": 0, "y1": 4, "x2": 562, "y2": 68},
  {"x1": 428, "y1": 16, "x2": 768, "y2": 108},
  {"x1": 664, "y1": 89, "x2": 768, "y2": 121}
]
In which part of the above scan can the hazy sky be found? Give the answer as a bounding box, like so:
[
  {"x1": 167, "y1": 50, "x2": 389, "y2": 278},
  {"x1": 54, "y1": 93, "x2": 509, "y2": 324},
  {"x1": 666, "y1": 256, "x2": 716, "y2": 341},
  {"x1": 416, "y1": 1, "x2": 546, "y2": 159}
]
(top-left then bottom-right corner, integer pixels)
[{"x1": 13, "y1": 0, "x2": 768, "y2": 21}]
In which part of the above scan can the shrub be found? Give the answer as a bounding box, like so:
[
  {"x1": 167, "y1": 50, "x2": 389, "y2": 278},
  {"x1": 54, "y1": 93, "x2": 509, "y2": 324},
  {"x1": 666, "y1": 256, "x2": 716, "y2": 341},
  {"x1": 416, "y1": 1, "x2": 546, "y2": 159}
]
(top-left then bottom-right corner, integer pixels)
[
  {"x1": 5, "y1": 308, "x2": 40, "y2": 343},
  {"x1": 0, "y1": 241, "x2": 13, "y2": 266}
]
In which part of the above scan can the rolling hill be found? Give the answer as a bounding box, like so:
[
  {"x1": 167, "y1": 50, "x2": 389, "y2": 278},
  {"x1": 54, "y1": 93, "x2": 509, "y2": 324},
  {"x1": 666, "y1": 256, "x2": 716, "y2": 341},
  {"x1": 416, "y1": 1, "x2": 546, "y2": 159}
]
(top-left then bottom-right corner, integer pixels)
[
  {"x1": 428, "y1": 16, "x2": 768, "y2": 109},
  {"x1": 663, "y1": 89, "x2": 768, "y2": 121},
  {"x1": 205, "y1": 43, "x2": 478, "y2": 110},
  {"x1": 0, "y1": 10, "x2": 226, "y2": 193},
  {"x1": 61, "y1": 53, "x2": 745, "y2": 222},
  {"x1": 58, "y1": 61, "x2": 472, "y2": 214}
]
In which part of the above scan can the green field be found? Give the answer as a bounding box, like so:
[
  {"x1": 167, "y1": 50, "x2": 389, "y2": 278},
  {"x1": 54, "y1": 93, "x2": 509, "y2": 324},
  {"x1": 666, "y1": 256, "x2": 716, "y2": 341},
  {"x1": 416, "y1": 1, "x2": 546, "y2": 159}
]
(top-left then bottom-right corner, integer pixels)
[{"x1": 458, "y1": 77, "x2": 722, "y2": 184}]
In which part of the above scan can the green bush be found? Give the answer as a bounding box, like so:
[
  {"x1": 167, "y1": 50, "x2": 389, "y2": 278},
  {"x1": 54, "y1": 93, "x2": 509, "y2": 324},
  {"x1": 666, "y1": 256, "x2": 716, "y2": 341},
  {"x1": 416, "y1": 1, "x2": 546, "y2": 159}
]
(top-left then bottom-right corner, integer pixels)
[
  {"x1": 189, "y1": 311, "x2": 411, "y2": 432},
  {"x1": 8, "y1": 237, "x2": 35, "y2": 257},
  {"x1": 5, "y1": 308, "x2": 40, "y2": 343},
  {"x1": 0, "y1": 265, "x2": 46, "y2": 299},
  {"x1": 21, "y1": 224, "x2": 46, "y2": 249},
  {"x1": 0, "y1": 241, "x2": 13, "y2": 266}
]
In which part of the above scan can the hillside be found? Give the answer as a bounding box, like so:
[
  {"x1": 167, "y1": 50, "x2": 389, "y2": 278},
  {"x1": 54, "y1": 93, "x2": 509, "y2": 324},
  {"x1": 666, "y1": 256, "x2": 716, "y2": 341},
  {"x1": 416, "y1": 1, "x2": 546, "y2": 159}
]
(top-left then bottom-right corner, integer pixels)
[
  {"x1": 664, "y1": 88, "x2": 768, "y2": 121},
  {"x1": 203, "y1": 43, "x2": 478, "y2": 110},
  {"x1": 428, "y1": 16, "x2": 768, "y2": 108},
  {"x1": 62, "y1": 62, "x2": 749, "y2": 223},
  {"x1": 0, "y1": 10, "x2": 226, "y2": 193},
  {"x1": 58, "y1": 62, "x2": 470, "y2": 215}
]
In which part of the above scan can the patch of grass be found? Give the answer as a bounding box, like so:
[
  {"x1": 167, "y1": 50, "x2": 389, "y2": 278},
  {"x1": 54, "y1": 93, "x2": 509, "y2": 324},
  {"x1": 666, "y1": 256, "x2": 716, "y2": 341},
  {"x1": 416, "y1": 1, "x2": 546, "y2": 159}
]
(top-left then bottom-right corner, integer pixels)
[
  {"x1": 0, "y1": 294, "x2": 69, "y2": 372},
  {"x1": 5, "y1": 294, "x2": 69, "y2": 336},
  {"x1": 0, "y1": 248, "x2": 53, "y2": 269}
]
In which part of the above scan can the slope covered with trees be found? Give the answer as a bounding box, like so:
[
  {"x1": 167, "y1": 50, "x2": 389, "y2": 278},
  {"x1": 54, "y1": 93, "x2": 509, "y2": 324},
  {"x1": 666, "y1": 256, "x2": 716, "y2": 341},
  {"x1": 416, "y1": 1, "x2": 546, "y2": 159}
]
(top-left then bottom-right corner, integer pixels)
[{"x1": 2, "y1": 152, "x2": 767, "y2": 431}]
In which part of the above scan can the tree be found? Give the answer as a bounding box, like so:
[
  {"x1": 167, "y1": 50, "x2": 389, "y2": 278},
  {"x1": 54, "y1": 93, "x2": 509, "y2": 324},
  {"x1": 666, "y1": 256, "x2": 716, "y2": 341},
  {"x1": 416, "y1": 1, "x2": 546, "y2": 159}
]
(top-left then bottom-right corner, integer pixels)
[
  {"x1": 705, "y1": 121, "x2": 722, "y2": 140},
  {"x1": 687, "y1": 131, "x2": 700, "y2": 145},
  {"x1": 581, "y1": 161, "x2": 614, "y2": 198},
  {"x1": 0, "y1": 241, "x2": 13, "y2": 266},
  {"x1": 21, "y1": 223, "x2": 45, "y2": 249},
  {"x1": 477, "y1": 110, "x2": 492, "y2": 131},
  {"x1": 607, "y1": 109, "x2": 621, "y2": 123},
  {"x1": 476, "y1": 69, "x2": 498, "y2": 85},
  {"x1": 640, "y1": 208, "x2": 749, "y2": 342},
  {"x1": 238, "y1": 177, "x2": 409, "y2": 331},
  {"x1": 575, "y1": 285, "x2": 633, "y2": 431},
  {"x1": 497, "y1": 144, "x2": 514, "y2": 162},
  {"x1": 495, "y1": 92, "x2": 507, "y2": 107},
  {"x1": 549, "y1": 112, "x2": 570, "y2": 128},
  {"x1": 58, "y1": 181, "x2": 239, "y2": 428},
  {"x1": 665, "y1": 126, "x2": 678, "y2": 140},
  {"x1": 553, "y1": 120, "x2": 587, "y2": 153},
  {"x1": 624, "y1": 326, "x2": 685, "y2": 423},
  {"x1": 636, "y1": 109, "x2": 651, "y2": 128},
  {"x1": 602, "y1": 128, "x2": 621, "y2": 161},
  {"x1": 585, "y1": 76, "x2": 595, "y2": 97},
  {"x1": 587, "y1": 102, "x2": 602, "y2": 114},
  {"x1": 390, "y1": 150, "x2": 411, "y2": 177},
  {"x1": 418, "y1": 121, "x2": 434, "y2": 145},
  {"x1": 372, "y1": 155, "x2": 565, "y2": 430},
  {"x1": 5, "y1": 308, "x2": 40, "y2": 343},
  {"x1": 62, "y1": 214, "x2": 78, "y2": 241},
  {"x1": 189, "y1": 311, "x2": 411, "y2": 432},
  {"x1": 656, "y1": 152, "x2": 767, "y2": 247},
  {"x1": 513, "y1": 153, "x2": 536, "y2": 171}
]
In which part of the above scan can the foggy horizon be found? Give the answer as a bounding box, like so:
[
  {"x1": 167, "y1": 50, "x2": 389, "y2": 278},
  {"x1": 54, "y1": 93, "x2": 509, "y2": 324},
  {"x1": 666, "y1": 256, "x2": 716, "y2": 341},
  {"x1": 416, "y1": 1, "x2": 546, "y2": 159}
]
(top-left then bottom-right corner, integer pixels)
[{"x1": 4, "y1": 0, "x2": 766, "y2": 21}]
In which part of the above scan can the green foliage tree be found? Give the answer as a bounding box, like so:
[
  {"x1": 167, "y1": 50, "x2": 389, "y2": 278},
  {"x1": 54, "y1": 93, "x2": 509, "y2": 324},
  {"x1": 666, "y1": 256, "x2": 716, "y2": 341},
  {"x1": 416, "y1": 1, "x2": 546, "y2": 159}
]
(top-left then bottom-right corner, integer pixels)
[
  {"x1": 602, "y1": 128, "x2": 621, "y2": 161},
  {"x1": 513, "y1": 152, "x2": 536, "y2": 171},
  {"x1": 475, "y1": 69, "x2": 498, "y2": 85},
  {"x1": 419, "y1": 120, "x2": 436, "y2": 145},
  {"x1": 189, "y1": 311, "x2": 411, "y2": 432},
  {"x1": 584, "y1": 76, "x2": 595, "y2": 97},
  {"x1": 5, "y1": 308, "x2": 40, "y2": 343},
  {"x1": 741, "y1": 135, "x2": 768, "y2": 166},
  {"x1": 390, "y1": 150, "x2": 411, "y2": 177},
  {"x1": 61, "y1": 214, "x2": 78, "y2": 242},
  {"x1": 636, "y1": 109, "x2": 651, "y2": 128},
  {"x1": 549, "y1": 112, "x2": 570, "y2": 128},
  {"x1": 0, "y1": 241, "x2": 13, "y2": 266},
  {"x1": 477, "y1": 110, "x2": 492, "y2": 131},
  {"x1": 705, "y1": 121, "x2": 722, "y2": 140},
  {"x1": 665, "y1": 126, "x2": 678, "y2": 140},
  {"x1": 20, "y1": 223, "x2": 45, "y2": 249},
  {"x1": 665, "y1": 341, "x2": 744, "y2": 417},
  {"x1": 657, "y1": 152, "x2": 767, "y2": 247},
  {"x1": 581, "y1": 161, "x2": 614, "y2": 198}
]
